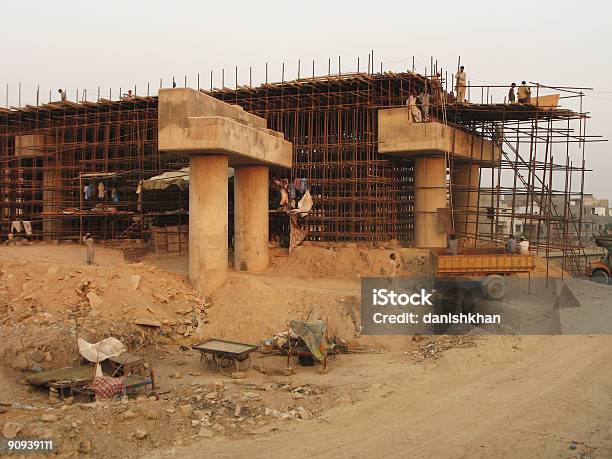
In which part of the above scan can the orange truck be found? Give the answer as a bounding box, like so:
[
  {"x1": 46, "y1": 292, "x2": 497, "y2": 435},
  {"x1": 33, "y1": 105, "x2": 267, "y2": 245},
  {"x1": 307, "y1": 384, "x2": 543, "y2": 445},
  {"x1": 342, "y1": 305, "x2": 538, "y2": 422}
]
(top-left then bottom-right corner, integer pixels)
[
  {"x1": 586, "y1": 235, "x2": 612, "y2": 284},
  {"x1": 431, "y1": 247, "x2": 535, "y2": 311}
]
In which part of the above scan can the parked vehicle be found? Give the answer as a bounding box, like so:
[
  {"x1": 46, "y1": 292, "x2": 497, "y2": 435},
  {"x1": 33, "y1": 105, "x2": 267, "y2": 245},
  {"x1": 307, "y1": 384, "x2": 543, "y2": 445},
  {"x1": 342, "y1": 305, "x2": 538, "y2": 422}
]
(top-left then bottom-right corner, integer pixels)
[
  {"x1": 431, "y1": 247, "x2": 535, "y2": 312},
  {"x1": 586, "y1": 235, "x2": 612, "y2": 284}
]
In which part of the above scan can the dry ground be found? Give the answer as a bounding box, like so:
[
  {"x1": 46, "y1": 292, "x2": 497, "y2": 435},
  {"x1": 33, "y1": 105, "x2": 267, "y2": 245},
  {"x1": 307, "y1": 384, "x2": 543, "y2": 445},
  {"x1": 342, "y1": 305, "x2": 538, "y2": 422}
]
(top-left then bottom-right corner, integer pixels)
[{"x1": 0, "y1": 243, "x2": 610, "y2": 458}]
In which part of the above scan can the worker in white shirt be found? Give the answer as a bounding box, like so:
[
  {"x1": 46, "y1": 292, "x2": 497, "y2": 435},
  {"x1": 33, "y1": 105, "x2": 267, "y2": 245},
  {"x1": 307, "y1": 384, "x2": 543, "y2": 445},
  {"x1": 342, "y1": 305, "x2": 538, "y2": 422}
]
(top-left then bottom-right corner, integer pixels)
[
  {"x1": 420, "y1": 91, "x2": 431, "y2": 121},
  {"x1": 407, "y1": 92, "x2": 422, "y2": 122},
  {"x1": 455, "y1": 66, "x2": 467, "y2": 103},
  {"x1": 83, "y1": 233, "x2": 95, "y2": 265},
  {"x1": 518, "y1": 236, "x2": 530, "y2": 255}
]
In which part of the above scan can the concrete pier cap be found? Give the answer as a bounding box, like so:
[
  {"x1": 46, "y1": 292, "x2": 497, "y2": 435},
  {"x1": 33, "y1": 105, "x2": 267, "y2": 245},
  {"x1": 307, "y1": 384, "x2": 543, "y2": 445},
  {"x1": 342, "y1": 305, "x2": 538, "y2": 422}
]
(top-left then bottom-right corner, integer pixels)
[
  {"x1": 377, "y1": 107, "x2": 501, "y2": 163},
  {"x1": 158, "y1": 88, "x2": 292, "y2": 295}
]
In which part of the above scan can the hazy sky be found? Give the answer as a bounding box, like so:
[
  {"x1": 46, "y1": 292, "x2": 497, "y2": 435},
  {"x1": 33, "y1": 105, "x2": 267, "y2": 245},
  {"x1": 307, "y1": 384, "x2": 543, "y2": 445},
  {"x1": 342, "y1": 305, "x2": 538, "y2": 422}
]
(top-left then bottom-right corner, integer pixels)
[{"x1": 2, "y1": 0, "x2": 610, "y2": 198}]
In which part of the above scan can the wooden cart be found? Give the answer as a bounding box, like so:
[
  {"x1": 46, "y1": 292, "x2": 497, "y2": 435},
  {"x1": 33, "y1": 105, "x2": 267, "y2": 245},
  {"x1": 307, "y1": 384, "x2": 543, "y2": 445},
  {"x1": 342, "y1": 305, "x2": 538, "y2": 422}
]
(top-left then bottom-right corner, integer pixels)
[{"x1": 192, "y1": 339, "x2": 258, "y2": 376}]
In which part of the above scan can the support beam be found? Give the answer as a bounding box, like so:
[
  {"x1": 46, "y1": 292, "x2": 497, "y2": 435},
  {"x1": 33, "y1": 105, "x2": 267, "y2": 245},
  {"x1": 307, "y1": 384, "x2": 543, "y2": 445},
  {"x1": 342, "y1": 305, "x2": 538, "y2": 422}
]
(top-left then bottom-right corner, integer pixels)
[
  {"x1": 414, "y1": 157, "x2": 447, "y2": 248},
  {"x1": 452, "y1": 162, "x2": 480, "y2": 243},
  {"x1": 189, "y1": 154, "x2": 228, "y2": 294},
  {"x1": 234, "y1": 165, "x2": 269, "y2": 272}
]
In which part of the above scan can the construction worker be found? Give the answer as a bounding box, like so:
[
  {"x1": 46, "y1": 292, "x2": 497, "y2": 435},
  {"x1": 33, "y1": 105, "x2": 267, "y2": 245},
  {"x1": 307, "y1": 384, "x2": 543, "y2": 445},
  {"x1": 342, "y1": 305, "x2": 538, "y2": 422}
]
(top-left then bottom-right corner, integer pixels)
[
  {"x1": 506, "y1": 234, "x2": 518, "y2": 254},
  {"x1": 420, "y1": 91, "x2": 431, "y2": 121},
  {"x1": 455, "y1": 66, "x2": 467, "y2": 103},
  {"x1": 508, "y1": 83, "x2": 516, "y2": 103},
  {"x1": 83, "y1": 232, "x2": 95, "y2": 265},
  {"x1": 388, "y1": 253, "x2": 399, "y2": 276},
  {"x1": 58, "y1": 88, "x2": 67, "y2": 102},
  {"x1": 431, "y1": 72, "x2": 443, "y2": 105},
  {"x1": 408, "y1": 92, "x2": 422, "y2": 123},
  {"x1": 517, "y1": 81, "x2": 531, "y2": 103}
]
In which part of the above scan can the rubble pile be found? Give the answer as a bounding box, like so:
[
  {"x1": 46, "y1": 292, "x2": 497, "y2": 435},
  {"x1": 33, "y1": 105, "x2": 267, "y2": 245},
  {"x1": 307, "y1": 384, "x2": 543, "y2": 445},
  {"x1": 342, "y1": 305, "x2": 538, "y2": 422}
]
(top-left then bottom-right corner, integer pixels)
[
  {"x1": 406, "y1": 336, "x2": 476, "y2": 361},
  {"x1": 0, "y1": 255, "x2": 209, "y2": 371},
  {"x1": 0, "y1": 378, "x2": 327, "y2": 457}
]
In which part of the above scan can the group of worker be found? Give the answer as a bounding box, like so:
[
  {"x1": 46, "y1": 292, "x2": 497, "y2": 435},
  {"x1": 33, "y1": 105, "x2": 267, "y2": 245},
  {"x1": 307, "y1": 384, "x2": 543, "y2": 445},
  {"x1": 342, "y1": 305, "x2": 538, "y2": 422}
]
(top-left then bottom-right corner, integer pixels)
[
  {"x1": 454, "y1": 67, "x2": 533, "y2": 105},
  {"x1": 445, "y1": 233, "x2": 530, "y2": 255},
  {"x1": 406, "y1": 91, "x2": 431, "y2": 122},
  {"x1": 506, "y1": 234, "x2": 530, "y2": 255},
  {"x1": 507, "y1": 82, "x2": 532, "y2": 104}
]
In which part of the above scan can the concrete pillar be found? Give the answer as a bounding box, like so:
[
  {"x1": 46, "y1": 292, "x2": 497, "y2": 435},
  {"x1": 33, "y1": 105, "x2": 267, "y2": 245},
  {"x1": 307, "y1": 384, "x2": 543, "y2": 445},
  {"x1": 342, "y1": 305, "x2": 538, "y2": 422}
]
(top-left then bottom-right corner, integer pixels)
[
  {"x1": 233, "y1": 165, "x2": 269, "y2": 272},
  {"x1": 451, "y1": 162, "x2": 480, "y2": 242},
  {"x1": 414, "y1": 157, "x2": 447, "y2": 248},
  {"x1": 189, "y1": 154, "x2": 228, "y2": 295}
]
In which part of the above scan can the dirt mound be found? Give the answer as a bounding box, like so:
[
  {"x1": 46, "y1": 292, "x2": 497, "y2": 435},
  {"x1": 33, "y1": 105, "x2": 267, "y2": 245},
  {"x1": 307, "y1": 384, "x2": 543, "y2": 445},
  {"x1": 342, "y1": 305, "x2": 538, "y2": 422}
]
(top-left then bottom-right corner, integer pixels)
[
  {"x1": 267, "y1": 246, "x2": 431, "y2": 280},
  {"x1": 0, "y1": 257, "x2": 198, "y2": 320},
  {"x1": 204, "y1": 275, "x2": 361, "y2": 345},
  {"x1": 0, "y1": 247, "x2": 205, "y2": 370}
]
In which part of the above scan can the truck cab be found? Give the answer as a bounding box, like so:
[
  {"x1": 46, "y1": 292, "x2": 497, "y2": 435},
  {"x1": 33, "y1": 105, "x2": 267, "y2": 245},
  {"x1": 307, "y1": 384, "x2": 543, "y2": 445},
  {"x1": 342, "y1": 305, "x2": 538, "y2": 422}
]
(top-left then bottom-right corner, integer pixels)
[
  {"x1": 586, "y1": 253, "x2": 611, "y2": 284},
  {"x1": 587, "y1": 235, "x2": 612, "y2": 284}
]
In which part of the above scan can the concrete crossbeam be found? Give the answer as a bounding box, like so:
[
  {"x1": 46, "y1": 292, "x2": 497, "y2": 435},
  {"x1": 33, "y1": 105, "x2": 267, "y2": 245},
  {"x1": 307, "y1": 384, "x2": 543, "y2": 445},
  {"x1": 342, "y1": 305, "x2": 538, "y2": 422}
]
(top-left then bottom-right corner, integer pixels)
[
  {"x1": 378, "y1": 107, "x2": 500, "y2": 163},
  {"x1": 159, "y1": 88, "x2": 292, "y2": 168}
]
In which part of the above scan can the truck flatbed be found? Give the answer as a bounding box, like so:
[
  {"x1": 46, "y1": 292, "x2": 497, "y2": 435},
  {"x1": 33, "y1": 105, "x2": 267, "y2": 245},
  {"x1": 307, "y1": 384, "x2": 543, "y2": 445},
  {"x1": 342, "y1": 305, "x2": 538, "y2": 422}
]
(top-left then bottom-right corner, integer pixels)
[{"x1": 432, "y1": 247, "x2": 535, "y2": 277}]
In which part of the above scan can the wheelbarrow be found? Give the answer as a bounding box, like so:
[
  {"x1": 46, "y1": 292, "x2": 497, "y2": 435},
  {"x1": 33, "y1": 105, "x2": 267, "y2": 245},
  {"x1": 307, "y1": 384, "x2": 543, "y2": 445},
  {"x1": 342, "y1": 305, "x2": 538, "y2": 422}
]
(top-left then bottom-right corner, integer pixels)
[{"x1": 191, "y1": 339, "x2": 258, "y2": 376}]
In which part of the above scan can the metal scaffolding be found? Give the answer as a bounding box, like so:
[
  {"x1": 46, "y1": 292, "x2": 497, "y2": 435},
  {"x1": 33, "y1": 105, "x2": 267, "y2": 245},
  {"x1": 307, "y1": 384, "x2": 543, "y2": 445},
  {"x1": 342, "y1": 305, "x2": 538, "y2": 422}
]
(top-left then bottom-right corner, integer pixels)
[{"x1": 0, "y1": 69, "x2": 599, "y2": 276}]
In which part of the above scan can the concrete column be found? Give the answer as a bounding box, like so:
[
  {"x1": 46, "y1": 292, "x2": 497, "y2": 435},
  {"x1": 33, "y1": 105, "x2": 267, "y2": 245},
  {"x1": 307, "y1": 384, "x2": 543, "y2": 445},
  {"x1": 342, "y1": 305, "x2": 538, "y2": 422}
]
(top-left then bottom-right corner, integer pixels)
[
  {"x1": 234, "y1": 165, "x2": 269, "y2": 272},
  {"x1": 451, "y1": 162, "x2": 480, "y2": 242},
  {"x1": 414, "y1": 157, "x2": 447, "y2": 248},
  {"x1": 189, "y1": 154, "x2": 228, "y2": 295}
]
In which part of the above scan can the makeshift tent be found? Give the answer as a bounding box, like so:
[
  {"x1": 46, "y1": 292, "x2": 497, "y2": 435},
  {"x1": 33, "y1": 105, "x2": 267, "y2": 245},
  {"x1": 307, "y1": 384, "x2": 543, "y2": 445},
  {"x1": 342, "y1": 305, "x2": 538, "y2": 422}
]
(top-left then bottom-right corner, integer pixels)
[
  {"x1": 142, "y1": 167, "x2": 190, "y2": 191},
  {"x1": 142, "y1": 167, "x2": 234, "y2": 191},
  {"x1": 78, "y1": 337, "x2": 127, "y2": 363}
]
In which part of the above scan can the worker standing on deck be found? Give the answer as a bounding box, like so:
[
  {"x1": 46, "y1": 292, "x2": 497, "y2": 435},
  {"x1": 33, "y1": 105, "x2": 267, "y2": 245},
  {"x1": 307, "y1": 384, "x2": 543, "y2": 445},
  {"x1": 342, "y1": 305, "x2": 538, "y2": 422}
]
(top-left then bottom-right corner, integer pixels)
[
  {"x1": 455, "y1": 66, "x2": 467, "y2": 103},
  {"x1": 408, "y1": 92, "x2": 422, "y2": 122},
  {"x1": 506, "y1": 234, "x2": 518, "y2": 254},
  {"x1": 83, "y1": 232, "x2": 95, "y2": 265},
  {"x1": 518, "y1": 236, "x2": 530, "y2": 255},
  {"x1": 420, "y1": 91, "x2": 431, "y2": 121},
  {"x1": 432, "y1": 72, "x2": 442, "y2": 105},
  {"x1": 388, "y1": 253, "x2": 399, "y2": 277},
  {"x1": 517, "y1": 81, "x2": 531, "y2": 103},
  {"x1": 58, "y1": 88, "x2": 66, "y2": 102},
  {"x1": 508, "y1": 83, "x2": 516, "y2": 103}
]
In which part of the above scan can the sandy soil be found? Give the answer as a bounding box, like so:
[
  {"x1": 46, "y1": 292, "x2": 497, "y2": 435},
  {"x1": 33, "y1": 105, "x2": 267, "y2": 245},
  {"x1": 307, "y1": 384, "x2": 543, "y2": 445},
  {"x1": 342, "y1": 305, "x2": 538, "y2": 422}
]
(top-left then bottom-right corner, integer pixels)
[
  {"x1": 153, "y1": 335, "x2": 612, "y2": 459},
  {"x1": 0, "y1": 243, "x2": 610, "y2": 458}
]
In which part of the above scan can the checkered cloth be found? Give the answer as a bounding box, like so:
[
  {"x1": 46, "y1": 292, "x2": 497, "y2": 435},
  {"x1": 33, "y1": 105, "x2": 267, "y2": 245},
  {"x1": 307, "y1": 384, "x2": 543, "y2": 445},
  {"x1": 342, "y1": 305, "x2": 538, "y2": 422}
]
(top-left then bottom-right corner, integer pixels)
[{"x1": 86, "y1": 377, "x2": 125, "y2": 400}]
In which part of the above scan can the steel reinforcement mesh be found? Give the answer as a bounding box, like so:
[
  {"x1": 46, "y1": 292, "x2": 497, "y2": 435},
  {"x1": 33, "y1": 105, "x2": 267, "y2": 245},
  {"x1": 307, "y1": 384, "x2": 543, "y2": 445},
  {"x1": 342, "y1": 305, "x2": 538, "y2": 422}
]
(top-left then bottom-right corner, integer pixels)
[{"x1": 212, "y1": 73, "x2": 425, "y2": 242}]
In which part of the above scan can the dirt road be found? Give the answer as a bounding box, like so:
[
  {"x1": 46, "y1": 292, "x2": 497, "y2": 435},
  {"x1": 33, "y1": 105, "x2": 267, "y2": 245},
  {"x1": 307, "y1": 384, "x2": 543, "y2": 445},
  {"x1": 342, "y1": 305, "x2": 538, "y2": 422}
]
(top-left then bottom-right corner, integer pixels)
[{"x1": 152, "y1": 335, "x2": 612, "y2": 458}]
